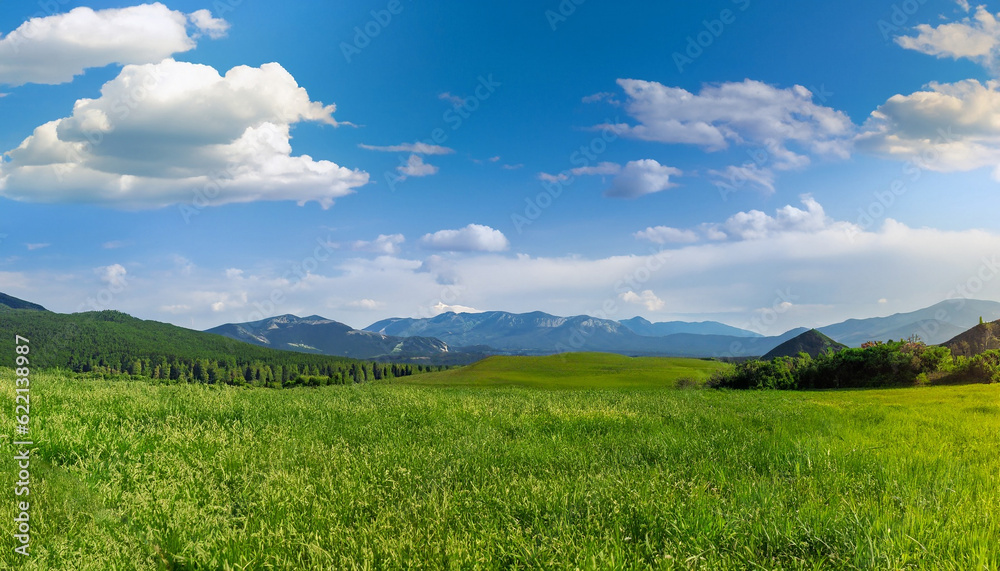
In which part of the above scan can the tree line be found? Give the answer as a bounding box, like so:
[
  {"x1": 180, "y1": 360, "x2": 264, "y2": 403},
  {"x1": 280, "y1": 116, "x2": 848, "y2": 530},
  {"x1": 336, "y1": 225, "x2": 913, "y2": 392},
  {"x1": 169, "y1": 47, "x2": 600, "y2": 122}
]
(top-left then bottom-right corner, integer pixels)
[
  {"x1": 1, "y1": 309, "x2": 445, "y2": 387},
  {"x1": 710, "y1": 339, "x2": 1000, "y2": 390}
]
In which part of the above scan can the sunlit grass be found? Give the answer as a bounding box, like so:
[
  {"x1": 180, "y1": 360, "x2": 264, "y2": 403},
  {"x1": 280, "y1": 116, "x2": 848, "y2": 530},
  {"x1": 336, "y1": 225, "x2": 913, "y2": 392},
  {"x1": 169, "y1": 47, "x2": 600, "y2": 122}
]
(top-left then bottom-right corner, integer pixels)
[{"x1": 0, "y1": 368, "x2": 997, "y2": 569}]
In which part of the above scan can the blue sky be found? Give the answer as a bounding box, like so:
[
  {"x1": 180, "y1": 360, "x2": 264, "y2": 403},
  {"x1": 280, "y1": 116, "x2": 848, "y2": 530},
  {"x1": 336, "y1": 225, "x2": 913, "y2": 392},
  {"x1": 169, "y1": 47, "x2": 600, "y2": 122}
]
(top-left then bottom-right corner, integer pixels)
[{"x1": 1, "y1": 0, "x2": 1000, "y2": 332}]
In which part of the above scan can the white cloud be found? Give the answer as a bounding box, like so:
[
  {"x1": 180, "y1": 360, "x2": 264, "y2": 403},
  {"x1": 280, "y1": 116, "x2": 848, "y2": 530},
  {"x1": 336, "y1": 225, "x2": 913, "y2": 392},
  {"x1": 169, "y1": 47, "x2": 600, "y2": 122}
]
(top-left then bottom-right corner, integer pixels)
[
  {"x1": 634, "y1": 226, "x2": 699, "y2": 245},
  {"x1": 102, "y1": 240, "x2": 128, "y2": 249},
  {"x1": 605, "y1": 159, "x2": 681, "y2": 199},
  {"x1": 620, "y1": 289, "x2": 665, "y2": 311},
  {"x1": 352, "y1": 234, "x2": 405, "y2": 255},
  {"x1": 707, "y1": 163, "x2": 776, "y2": 194},
  {"x1": 857, "y1": 79, "x2": 1000, "y2": 179},
  {"x1": 708, "y1": 196, "x2": 832, "y2": 241},
  {"x1": 345, "y1": 299, "x2": 385, "y2": 310},
  {"x1": 895, "y1": 6, "x2": 1000, "y2": 70},
  {"x1": 397, "y1": 154, "x2": 438, "y2": 177},
  {"x1": 359, "y1": 142, "x2": 454, "y2": 155},
  {"x1": 957, "y1": 0, "x2": 971, "y2": 12},
  {"x1": 420, "y1": 224, "x2": 510, "y2": 252},
  {"x1": 603, "y1": 78, "x2": 854, "y2": 169},
  {"x1": 25, "y1": 243, "x2": 50, "y2": 251},
  {"x1": 438, "y1": 92, "x2": 464, "y2": 107},
  {"x1": 430, "y1": 302, "x2": 484, "y2": 315},
  {"x1": 97, "y1": 263, "x2": 127, "y2": 286},
  {"x1": 539, "y1": 161, "x2": 621, "y2": 183},
  {"x1": 15, "y1": 212, "x2": 1000, "y2": 336},
  {"x1": 187, "y1": 9, "x2": 230, "y2": 39},
  {"x1": 0, "y1": 59, "x2": 369, "y2": 208},
  {"x1": 224, "y1": 268, "x2": 244, "y2": 279},
  {"x1": 0, "y1": 3, "x2": 226, "y2": 86}
]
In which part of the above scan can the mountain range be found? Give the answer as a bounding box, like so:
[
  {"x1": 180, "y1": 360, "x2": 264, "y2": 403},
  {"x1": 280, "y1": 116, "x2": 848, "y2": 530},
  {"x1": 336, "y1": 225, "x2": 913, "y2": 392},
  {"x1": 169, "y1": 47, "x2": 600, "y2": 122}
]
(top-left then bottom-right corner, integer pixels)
[
  {"x1": 205, "y1": 314, "x2": 458, "y2": 361},
  {"x1": 4, "y1": 290, "x2": 1000, "y2": 363}
]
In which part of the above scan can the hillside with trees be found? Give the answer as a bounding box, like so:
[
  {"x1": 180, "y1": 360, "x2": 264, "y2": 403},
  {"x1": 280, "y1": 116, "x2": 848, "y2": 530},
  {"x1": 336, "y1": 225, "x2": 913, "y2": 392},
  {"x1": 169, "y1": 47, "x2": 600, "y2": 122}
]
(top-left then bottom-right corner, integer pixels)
[{"x1": 0, "y1": 307, "x2": 436, "y2": 387}]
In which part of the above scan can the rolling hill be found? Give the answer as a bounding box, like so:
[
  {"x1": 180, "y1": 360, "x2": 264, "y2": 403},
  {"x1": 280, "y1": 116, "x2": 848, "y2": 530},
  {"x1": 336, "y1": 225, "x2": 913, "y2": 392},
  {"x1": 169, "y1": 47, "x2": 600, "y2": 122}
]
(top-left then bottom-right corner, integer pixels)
[
  {"x1": 400, "y1": 352, "x2": 732, "y2": 389},
  {"x1": 941, "y1": 319, "x2": 1000, "y2": 358},
  {"x1": 762, "y1": 329, "x2": 847, "y2": 360}
]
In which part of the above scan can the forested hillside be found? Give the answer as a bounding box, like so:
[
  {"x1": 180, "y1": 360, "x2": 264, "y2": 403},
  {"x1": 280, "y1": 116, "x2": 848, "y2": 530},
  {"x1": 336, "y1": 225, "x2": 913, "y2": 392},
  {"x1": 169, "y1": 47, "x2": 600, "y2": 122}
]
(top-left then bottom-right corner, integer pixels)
[{"x1": 0, "y1": 308, "x2": 435, "y2": 386}]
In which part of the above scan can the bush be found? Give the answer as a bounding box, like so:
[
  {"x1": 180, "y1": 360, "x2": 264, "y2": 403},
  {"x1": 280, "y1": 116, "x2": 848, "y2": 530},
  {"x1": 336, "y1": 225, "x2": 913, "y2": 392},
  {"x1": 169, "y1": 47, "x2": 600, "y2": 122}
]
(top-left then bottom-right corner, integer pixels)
[
  {"x1": 711, "y1": 341, "x2": 955, "y2": 390},
  {"x1": 960, "y1": 350, "x2": 1000, "y2": 383}
]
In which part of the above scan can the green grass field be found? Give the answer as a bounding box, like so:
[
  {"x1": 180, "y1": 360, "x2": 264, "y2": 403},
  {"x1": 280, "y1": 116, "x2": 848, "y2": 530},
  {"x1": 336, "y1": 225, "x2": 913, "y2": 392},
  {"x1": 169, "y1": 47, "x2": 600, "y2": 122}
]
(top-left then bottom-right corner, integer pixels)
[
  {"x1": 402, "y1": 353, "x2": 731, "y2": 389},
  {"x1": 0, "y1": 361, "x2": 998, "y2": 569}
]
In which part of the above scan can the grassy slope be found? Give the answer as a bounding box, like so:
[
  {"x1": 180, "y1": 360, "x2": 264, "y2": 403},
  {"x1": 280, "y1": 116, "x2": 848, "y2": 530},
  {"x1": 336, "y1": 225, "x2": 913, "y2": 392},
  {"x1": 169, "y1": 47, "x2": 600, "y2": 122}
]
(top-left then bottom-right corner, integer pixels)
[
  {"x1": 2, "y1": 370, "x2": 998, "y2": 569},
  {"x1": 403, "y1": 352, "x2": 732, "y2": 389}
]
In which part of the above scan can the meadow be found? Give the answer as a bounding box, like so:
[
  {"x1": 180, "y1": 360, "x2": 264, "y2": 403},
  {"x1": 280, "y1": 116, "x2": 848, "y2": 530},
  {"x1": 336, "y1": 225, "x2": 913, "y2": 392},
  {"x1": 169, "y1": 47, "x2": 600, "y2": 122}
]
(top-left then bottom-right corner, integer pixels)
[{"x1": 0, "y1": 356, "x2": 997, "y2": 569}]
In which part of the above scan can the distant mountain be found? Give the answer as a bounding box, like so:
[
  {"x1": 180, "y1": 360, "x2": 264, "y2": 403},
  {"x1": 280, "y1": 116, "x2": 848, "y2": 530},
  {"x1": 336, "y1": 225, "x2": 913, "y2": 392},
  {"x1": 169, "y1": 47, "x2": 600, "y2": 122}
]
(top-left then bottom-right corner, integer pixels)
[
  {"x1": 618, "y1": 317, "x2": 761, "y2": 338},
  {"x1": 762, "y1": 329, "x2": 847, "y2": 360},
  {"x1": 818, "y1": 300, "x2": 1000, "y2": 346},
  {"x1": 941, "y1": 319, "x2": 1000, "y2": 358},
  {"x1": 0, "y1": 292, "x2": 47, "y2": 311},
  {"x1": 206, "y1": 314, "x2": 454, "y2": 361},
  {"x1": 365, "y1": 311, "x2": 803, "y2": 358}
]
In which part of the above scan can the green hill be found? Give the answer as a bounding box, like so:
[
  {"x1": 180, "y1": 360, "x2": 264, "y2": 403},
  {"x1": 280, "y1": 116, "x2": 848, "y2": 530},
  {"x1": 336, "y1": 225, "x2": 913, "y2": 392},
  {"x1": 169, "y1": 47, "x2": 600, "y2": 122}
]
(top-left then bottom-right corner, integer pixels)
[
  {"x1": 942, "y1": 319, "x2": 1000, "y2": 358},
  {"x1": 0, "y1": 292, "x2": 47, "y2": 311},
  {"x1": 762, "y1": 329, "x2": 847, "y2": 360},
  {"x1": 0, "y1": 308, "x2": 423, "y2": 385},
  {"x1": 400, "y1": 352, "x2": 731, "y2": 389}
]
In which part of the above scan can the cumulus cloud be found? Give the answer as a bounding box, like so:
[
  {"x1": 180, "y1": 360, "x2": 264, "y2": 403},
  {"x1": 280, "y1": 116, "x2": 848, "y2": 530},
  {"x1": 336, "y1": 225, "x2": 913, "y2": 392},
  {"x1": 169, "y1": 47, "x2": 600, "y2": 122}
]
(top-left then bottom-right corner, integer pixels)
[
  {"x1": 420, "y1": 224, "x2": 510, "y2": 252},
  {"x1": 187, "y1": 8, "x2": 229, "y2": 39},
  {"x1": 895, "y1": 6, "x2": 1000, "y2": 70},
  {"x1": 97, "y1": 263, "x2": 127, "y2": 286},
  {"x1": 359, "y1": 142, "x2": 454, "y2": 155},
  {"x1": 0, "y1": 59, "x2": 369, "y2": 208},
  {"x1": 605, "y1": 159, "x2": 681, "y2": 199},
  {"x1": 600, "y1": 78, "x2": 854, "y2": 169},
  {"x1": 709, "y1": 196, "x2": 832, "y2": 241},
  {"x1": 636, "y1": 196, "x2": 836, "y2": 244},
  {"x1": 633, "y1": 226, "x2": 699, "y2": 245},
  {"x1": 0, "y1": 3, "x2": 226, "y2": 86},
  {"x1": 856, "y1": 79, "x2": 1000, "y2": 180},
  {"x1": 620, "y1": 289, "x2": 665, "y2": 311},
  {"x1": 351, "y1": 234, "x2": 405, "y2": 255},
  {"x1": 397, "y1": 154, "x2": 438, "y2": 177}
]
